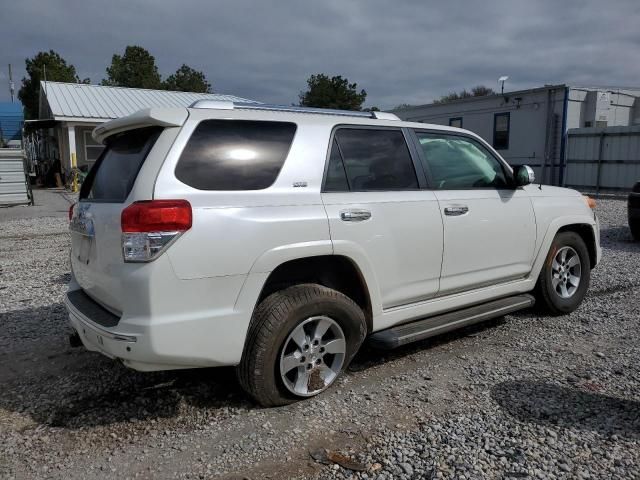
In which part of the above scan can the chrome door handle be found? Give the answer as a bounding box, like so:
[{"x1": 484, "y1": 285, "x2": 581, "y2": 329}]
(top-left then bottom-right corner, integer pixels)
[
  {"x1": 444, "y1": 206, "x2": 469, "y2": 216},
  {"x1": 340, "y1": 209, "x2": 371, "y2": 222}
]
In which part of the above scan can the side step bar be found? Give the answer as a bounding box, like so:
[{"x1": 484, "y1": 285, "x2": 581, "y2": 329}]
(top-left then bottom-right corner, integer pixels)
[{"x1": 369, "y1": 294, "x2": 535, "y2": 349}]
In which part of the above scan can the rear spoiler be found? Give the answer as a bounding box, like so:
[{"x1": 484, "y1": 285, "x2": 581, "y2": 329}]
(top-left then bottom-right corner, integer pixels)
[{"x1": 93, "y1": 108, "x2": 189, "y2": 144}]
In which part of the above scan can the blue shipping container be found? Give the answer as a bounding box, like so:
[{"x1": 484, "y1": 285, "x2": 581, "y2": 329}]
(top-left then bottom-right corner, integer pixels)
[{"x1": 0, "y1": 102, "x2": 24, "y2": 142}]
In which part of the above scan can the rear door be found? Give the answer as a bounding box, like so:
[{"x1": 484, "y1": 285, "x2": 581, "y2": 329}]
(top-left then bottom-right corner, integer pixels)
[
  {"x1": 411, "y1": 130, "x2": 536, "y2": 295},
  {"x1": 321, "y1": 127, "x2": 444, "y2": 309},
  {"x1": 70, "y1": 127, "x2": 162, "y2": 312}
]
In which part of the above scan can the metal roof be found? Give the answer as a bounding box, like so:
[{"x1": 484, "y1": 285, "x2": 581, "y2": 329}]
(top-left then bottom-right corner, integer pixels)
[
  {"x1": 393, "y1": 84, "x2": 568, "y2": 113},
  {"x1": 39, "y1": 81, "x2": 259, "y2": 122}
]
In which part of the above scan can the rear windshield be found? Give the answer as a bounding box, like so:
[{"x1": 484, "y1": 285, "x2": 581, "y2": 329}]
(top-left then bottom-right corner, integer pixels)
[
  {"x1": 80, "y1": 127, "x2": 162, "y2": 202},
  {"x1": 175, "y1": 120, "x2": 297, "y2": 190}
]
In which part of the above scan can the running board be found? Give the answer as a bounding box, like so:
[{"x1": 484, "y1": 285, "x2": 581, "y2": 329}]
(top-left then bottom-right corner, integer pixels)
[{"x1": 369, "y1": 294, "x2": 535, "y2": 349}]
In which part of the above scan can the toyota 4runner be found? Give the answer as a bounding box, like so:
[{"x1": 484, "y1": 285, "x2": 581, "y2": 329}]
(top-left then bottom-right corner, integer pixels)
[{"x1": 66, "y1": 101, "x2": 601, "y2": 406}]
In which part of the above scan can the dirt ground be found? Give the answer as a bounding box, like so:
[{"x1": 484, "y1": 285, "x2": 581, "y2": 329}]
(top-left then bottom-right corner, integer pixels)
[{"x1": 1, "y1": 197, "x2": 639, "y2": 479}]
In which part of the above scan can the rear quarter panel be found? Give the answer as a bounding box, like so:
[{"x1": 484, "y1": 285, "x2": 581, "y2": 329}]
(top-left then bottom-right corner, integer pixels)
[{"x1": 152, "y1": 109, "x2": 336, "y2": 280}]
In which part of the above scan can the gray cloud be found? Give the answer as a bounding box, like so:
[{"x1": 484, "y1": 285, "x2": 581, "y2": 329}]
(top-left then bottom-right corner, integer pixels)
[{"x1": 1, "y1": 0, "x2": 639, "y2": 109}]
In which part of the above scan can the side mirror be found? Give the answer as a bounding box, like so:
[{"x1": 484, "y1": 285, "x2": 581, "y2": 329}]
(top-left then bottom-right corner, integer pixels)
[{"x1": 514, "y1": 165, "x2": 535, "y2": 187}]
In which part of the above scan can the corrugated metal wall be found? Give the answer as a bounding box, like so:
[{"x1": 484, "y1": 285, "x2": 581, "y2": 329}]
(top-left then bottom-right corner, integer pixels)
[
  {"x1": 564, "y1": 126, "x2": 640, "y2": 191},
  {"x1": 0, "y1": 149, "x2": 31, "y2": 205}
]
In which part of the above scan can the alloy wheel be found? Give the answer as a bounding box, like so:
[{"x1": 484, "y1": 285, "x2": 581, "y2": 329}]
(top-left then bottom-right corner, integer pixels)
[
  {"x1": 279, "y1": 316, "x2": 346, "y2": 397},
  {"x1": 551, "y1": 246, "x2": 581, "y2": 299}
]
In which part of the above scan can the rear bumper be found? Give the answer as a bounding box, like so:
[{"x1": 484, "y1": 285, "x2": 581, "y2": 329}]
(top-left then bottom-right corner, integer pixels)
[
  {"x1": 65, "y1": 271, "x2": 267, "y2": 371},
  {"x1": 67, "y1": 298, "x2": 138, "y2": 361}
]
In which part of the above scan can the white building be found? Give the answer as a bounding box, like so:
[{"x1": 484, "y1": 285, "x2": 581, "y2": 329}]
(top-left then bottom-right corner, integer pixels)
[
  {"x1": 394, "y1": 85, "x2": 640, "y2": 185},
  {"x1": 32, "y1": 81, "x2": 258, "y2": 175}
]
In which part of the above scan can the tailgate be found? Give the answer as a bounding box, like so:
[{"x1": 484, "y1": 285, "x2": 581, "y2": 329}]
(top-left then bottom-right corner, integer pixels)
[{"x1": 70, "y1": 127, "x2": 162, "y2": 313}]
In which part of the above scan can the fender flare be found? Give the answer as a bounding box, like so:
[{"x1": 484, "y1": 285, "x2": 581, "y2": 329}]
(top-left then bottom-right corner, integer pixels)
[
  {"x1": 246, "y1": 239, "x2": 383, "y2": 318},
  {"x1": 249, "y1": 240, "x2": 333, "y2": 274},
  {"x1": 529, "y1": 215, "x2": 598, "y2": 281},
  {"x1": 329, "y1": 240, "x2": 383, "y2": 317}
]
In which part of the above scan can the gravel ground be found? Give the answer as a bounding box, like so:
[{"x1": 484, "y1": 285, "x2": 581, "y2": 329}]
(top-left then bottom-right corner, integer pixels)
[{"x1": 1, "y1": 198, "x2": 639, "y2": 479}]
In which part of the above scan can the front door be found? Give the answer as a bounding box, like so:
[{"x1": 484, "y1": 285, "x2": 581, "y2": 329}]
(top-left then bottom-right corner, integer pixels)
[
  {"x1": 321, "y1": 127, "x2": 444, "y2": 309},
  {"x1": 412, "y1": 130, "x2": 536, "y2": 295}
]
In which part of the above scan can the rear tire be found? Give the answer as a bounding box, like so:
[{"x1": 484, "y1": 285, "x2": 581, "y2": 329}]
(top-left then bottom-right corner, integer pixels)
[
  {"x1": 237, "y1": 284, "x2": 366, "y2": 407},
  {"x1": 535, "y1": 231, "x2": 590, "y2": 315}
]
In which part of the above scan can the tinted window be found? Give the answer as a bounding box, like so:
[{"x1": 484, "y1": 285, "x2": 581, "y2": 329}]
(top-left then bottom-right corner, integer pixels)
[
  {"x1": 415, "y1": 132, "x2": 509, "y2": 189},
  {"x1": 324, "y1": 138, "x2": 350, "y2": 192},
  {"x1": 493, "y1": 112, "x2": 510, "y2": 150},
  {"x1": 330, "y1": 128, "x2": 418, "y2": 191},
  {"x1": 80, "y1": 127, "x2": 161, "y2": 202},
  {"x1": 175, "y1": 120, "x2": 296, "y2": 191}
]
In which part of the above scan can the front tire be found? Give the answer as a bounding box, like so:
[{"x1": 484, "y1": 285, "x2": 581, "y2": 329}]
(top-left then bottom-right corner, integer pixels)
[
  {"x1": 535, "y1": 231, "x2": 591, "y2": 315},
  {"x1": 237, "y1": 284, "x2": 366, "y2": 407}
]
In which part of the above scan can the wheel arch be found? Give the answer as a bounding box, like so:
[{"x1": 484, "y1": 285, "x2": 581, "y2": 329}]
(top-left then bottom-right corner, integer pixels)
[
  {"x1": 256, "y1": 255, "x2": 374, "y2": 334},
  {"x1": 557, "y1": 223, "x2": 598, "y2": 269},
  {"x1": 530, "y1": 215, "x2": 599, "y2": 283}
]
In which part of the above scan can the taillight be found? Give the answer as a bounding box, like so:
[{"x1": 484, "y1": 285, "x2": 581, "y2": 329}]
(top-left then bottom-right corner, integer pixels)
[
  {"x1": 121, "y1": 200, "x2": 192, "y2": 262},
  {"x1": 68, "y1": 203, "x2": 76, "y2": 221}
]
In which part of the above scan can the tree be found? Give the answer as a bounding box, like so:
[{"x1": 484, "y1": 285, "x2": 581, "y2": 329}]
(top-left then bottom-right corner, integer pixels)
[
  {"x1": 18, "y1": 50, "x2": 82, "y2": 119},
  {"x1": 102, "y1": 46, "x2": 162, "y2": 89},
  {"x1": 393, "y1": 103, "x2": 416, "y2": 110},
  {"x1": 434, "y1": 85, "x2": 495, "y2": 104},
  {"x1": 163, "y1": 64, "x2": 212, "y2": 93},
  {"x1": 470, "y1": 85, "x2": 494, "y2": 97},
  {"x1": 299, "y1": 74, "x2": 367, "y2": 110}
]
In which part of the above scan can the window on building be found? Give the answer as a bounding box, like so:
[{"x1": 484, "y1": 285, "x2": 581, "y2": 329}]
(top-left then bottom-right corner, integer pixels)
[
  {"x1": 449, "y1": 117, "x2": 463, "y2": 128},
  {"x1": 595, "y1": 121, "x2": 608, "y2": 128},
  {"x1": 584, "y1": 121, "x2": 593, "y2": 128},
  {"x1": 84, "y1": 130, "x2": 105, "y2": 165},
  {"x1": 175, "y1": 120, "x2": 297, "y2": 190},
  {"x1": 414, "y1": 131, "x2": 509, "y2": 190},
  {"x1": 324, "y1": 128, "x2": 418, "y2": 192},
  {"x1": 493, "y1": 112, "x2": 510, "y2": 150}
]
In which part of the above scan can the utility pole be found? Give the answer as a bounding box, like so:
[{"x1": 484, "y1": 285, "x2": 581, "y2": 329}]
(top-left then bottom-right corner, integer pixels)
[{"x1": 8, "y1": 64, "x2": 15, "y2": 102}]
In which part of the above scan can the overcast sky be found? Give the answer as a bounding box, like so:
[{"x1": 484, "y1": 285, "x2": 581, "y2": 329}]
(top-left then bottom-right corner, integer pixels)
[{"x1": 1, "y1": 0, "x2": 639, "y2": 109}]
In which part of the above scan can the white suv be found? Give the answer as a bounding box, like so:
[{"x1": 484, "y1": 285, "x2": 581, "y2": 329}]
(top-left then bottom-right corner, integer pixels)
[{"x1": 66, "y1": 101, "x2": 601, "y2": 406}]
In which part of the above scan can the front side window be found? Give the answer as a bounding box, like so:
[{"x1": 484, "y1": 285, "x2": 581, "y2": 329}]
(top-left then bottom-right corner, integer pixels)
[
  {"x1": 175, "y1": 120, "x2": 297, "y2": 191},
  {"x1": 324, "y1": 128, "x2": 418, "y2": 192},
  {"x1": 493, "y1": 112, "x2": 510, "y2": 150},
  {"x1": 414, "y1": 132, "x2": 509, "y2": 189}
]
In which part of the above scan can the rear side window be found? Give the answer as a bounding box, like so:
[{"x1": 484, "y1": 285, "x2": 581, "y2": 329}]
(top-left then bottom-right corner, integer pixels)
[
  {"x1": 324, "y1": 138, "x2": 350, "y2": 192},
  {"x1": 175, "y1": 120, "x2": 297, "y2": 191},
  {"x1": 80, "y1": 127, "x2": 162, "y2": 202},
  {"x1": 324, "y1": 128, "x2": 418, "y2": 192}
]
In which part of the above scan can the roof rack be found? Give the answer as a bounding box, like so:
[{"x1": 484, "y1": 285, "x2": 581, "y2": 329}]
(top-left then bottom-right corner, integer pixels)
[{"x1": 189, "y1": 100, "x2": 400, "y2": 120}]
